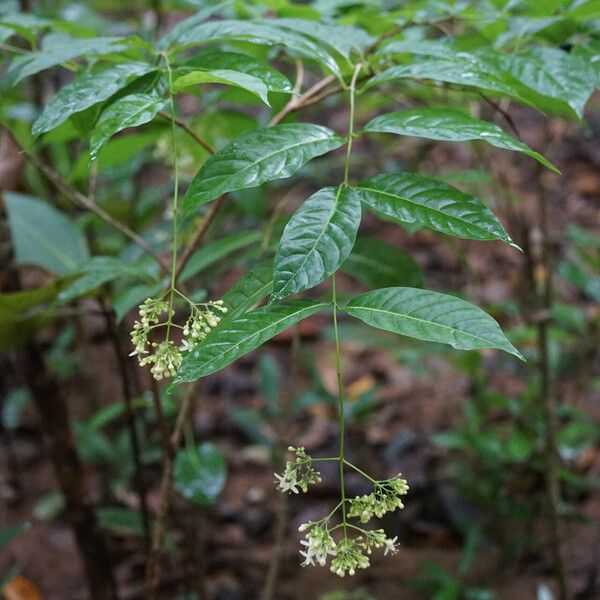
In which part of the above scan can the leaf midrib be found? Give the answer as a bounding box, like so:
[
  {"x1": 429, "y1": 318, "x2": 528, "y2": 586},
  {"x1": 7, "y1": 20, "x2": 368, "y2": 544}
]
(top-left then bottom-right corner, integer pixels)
[
  {"x1": 344, "y1": 302, "x2": 506, "y2": 350},
  {"x1": 182, "y1": 302, "x2": 327, "y2": 376},
  {"x1": 356, "y1": 183, "x2": 507, "y2": 241},
  {"x1": 188, "y1": 128, "x2": 340, "y2": 204}
]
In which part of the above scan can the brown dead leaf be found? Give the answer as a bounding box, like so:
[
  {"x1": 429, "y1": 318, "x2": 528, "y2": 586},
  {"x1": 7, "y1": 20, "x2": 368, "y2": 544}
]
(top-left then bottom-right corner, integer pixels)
[{"x1": 3, "y1": 576, "x2": 44, "y2": 600}]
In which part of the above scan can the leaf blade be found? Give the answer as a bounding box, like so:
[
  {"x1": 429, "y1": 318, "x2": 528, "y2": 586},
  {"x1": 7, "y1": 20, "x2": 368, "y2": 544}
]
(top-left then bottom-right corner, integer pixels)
[
  {"x1": 182, "y1": 123, "x2": 343, "y2": 218},
  {"x1": 273, "y1": 187, "x2": 361, "y2": 300},
  {"x1": 344, "y1": 287, "x2": 523, "y2": 359},
  {"x1": 175, "y1": 300, "x2": 327, "y2": 381},
  {"x1": 354, "y1": 173, "x2": 516, "y2": 246},
  {"x1": 363, "y1": 109, "x2": 557, "y2": 172}
]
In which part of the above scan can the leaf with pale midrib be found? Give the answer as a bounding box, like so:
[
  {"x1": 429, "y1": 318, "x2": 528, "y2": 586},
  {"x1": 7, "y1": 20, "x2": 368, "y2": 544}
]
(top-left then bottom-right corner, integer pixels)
[{"x1": 343, "y1": 287, "x2": 524, "y2": 360}]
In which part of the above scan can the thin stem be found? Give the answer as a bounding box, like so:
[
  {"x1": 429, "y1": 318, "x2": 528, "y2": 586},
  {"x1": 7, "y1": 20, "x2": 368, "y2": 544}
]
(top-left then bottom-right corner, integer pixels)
[
  {"x1": 332, "y1": 273, "x2": 348, "y2": 539},
  {"x1": 162, "y1": 53, "x2": 180, "y2": 341},
  {"x1": 343, "y1": 63, "x2": 363, "y2": 186},
  {"x1": 344, "y1": 460, "x2": 377, "y2": 484}
]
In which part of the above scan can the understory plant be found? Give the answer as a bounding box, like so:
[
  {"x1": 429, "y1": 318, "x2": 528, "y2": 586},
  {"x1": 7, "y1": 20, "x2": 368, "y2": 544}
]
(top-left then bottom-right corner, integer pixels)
[{"x1": 1, "y1": 0, "x2": 599, "y2": 597}]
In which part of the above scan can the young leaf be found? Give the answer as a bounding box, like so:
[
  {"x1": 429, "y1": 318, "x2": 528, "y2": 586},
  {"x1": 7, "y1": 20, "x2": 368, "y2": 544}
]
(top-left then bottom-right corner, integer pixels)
[
  {"x1": 181, "y1": 50, "x2": 294, "y2": 94},
  {"x1": 183, "y1": 124, "x2": 343, "y2": 218},
  {"x1": 162, "y1": 20, "x2": 342, "y2": 77},
  {"x1": 5, "y1": 192, "x2": 89, "y2": 275},
  {"x1": 272, "y1": 187, "x2": 361, "y2": 300},
  {"x1": 33, "y1": 62, "x2": 155, "y2": 136},
  {"x1": 343, "y1": 287, "x2": 523, "y2": 359},
  {"x1": 90, "y1": 93, "x2": 167, "y2": 161},
  {"x1": 172, "y1": 69, "x2": 272, "y2": 106},
  {"x1": 175, "y1": 300, "x2": 328, "y2": 381},
  {"x1": 353, "y1": 173, "x2": 517, "y2": 247},
  {"x1": 174, "y1": 442, "x2": 227, "y2": 506},
  {"x1": 341, "y1": 237, "x2": 423, "y2": 288},
  {"x1": 363, "y1": 109, "x2": 557, "y2": 172},
  {"x1": 7, "y1": 34, "x2": 127, "y2": 85}
]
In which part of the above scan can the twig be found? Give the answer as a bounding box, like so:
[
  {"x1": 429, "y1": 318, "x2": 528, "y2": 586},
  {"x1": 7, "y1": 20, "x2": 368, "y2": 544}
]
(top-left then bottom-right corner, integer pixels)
[
  {"x1": 1, "y1": 127, "x2": 171, "y2": 274},
  {"x1": 144, "y1": 384, "x2": 198, "y2": 600},
  {"x1": 480, "y1": 94, "x2": 522, "y2": 139},
  {"x1": 158, "y1": 111, "x2": 216, "y2": 154}
]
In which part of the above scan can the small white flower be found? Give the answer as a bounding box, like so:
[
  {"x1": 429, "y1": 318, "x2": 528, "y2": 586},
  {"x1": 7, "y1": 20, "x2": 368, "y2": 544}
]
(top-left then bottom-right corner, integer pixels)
[
  {"x1": 383, "y1": 536, "x2": 398, "y2": 556},
  {"x1": 299, "y1": 550, "x2": 315, "y2": 567},
  {"x1": 179, "y1": 338, "x2": 196, "y2": 352},
  {"x1": 274, "y1": 473, "x2": 299, "y2": 494}
]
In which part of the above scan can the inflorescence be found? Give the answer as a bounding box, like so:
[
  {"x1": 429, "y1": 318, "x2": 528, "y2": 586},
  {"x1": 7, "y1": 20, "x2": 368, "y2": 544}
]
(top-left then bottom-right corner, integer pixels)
[
  {"x1": 274, "y1": 446, "x2": 408, "y2": 577},
  {"x1": 130, "y1": 295, "x2": 227, "y2": 380}
]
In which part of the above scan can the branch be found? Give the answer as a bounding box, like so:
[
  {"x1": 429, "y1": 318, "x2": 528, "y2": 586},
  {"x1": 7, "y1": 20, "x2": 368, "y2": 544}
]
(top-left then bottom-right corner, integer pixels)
[
  {"x1": 158, "y1": 111, "x2": 216, "y2": 154},
  {"x1": 2, "y1": 127, "x2": 171, "y2": 275}
]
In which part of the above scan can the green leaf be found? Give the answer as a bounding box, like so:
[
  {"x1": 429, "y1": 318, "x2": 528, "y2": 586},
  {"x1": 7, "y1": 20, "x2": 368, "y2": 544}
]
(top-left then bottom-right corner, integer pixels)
[
  {"x1": 273, "y1": 187, "x2": 361, "y2": 300},
  {"x1": 58, "y1": 256, "x2": 151, "y2": 302},
  {"x1": 114, "y1": 283, "x2": 163, "y2": 323},
  {"x1": 172, "y1": 69, "x2": 272, "y2": 106},
  {"x1": 163, "y1": 19, "x2": 342, "y2": 77},
  {"x1": 174, "y1": 442, "x2": 227, "y2": 506},
  {"x1": 183, "y1": 123, "x2": 343, "y2": 218},
  {"x1": 90, "y1": 93, "x2": 166, "y2": 161},
  {"x1": 363, "y1": 109, "x2": 557, "y2": 172},
  {"x1": 180, "y1": 231, "x2": 262, "y2": 282},
  {"x1": 5, "y1": 192, "x2": 89, "y2": 275},
  {"x1": 219, "y1": 261, "x2": 274, "y2": 320},
  {"x1": 501, "y1": 47, "x2": 596, "y2": 119},
  {"x1": 353, "y1": 173, "x2": 516, "y2": 246},
  {"x1": 182, "y1": 50, "x2": 293, "y2": 94},
  {"x1": 265, "y1": 18, "x2": 374, "y2": 59},
  {"x1": 33, "y1": 62, "x2": 155, "y2": 136},
  {"x1": 96, "y1": 507, "x2": 147, "y2": 536},
  {"x1": 343, "y1": 287, "x2": 523, "y2": 359},
  {"x1": 175, "y1": 300, "x2": 327, "y2": 381},
  {"x1": 341, "y1": 237, "x2": 423, "y2": 288},
  {"x1": 7, "y1": 34, "x2": 127, "y2": 85},
  {"x1": 1, "y1": 387, "x2": 31, "y2": 431}
]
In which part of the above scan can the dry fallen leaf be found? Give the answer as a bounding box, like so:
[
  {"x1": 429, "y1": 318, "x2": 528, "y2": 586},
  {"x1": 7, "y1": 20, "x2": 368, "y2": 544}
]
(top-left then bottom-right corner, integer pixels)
[{"x1": 3, "y1": 576, "x2": 44, "y2": 600}]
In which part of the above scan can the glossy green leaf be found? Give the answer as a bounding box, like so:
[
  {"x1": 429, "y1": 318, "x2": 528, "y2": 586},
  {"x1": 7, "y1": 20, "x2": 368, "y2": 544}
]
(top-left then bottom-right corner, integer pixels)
[
  {"x1": 175, "y1": 300, "x2": 327, "y2": 381},
  {"x1": 174, "y1": 442, "x2": 227, "y2": 506},
  {"x1": 90, "y1": 93, "x2": 166, "y2": 161},
  {"x1": 344, "y1": 287, "x2": 523, "y2": 359},
  {"x1": 5, "y1": 192, "x2": 89, "y2": 275},
  {"x1": 266, "y1": 18, "x2": 374, "y2": 59},
  {"x1": 220, "y1": 261, "x2": 274, "y2": 320},
  {"x1": 363, "y1": 109, "x2": 557, "y2": 171},
  {"x1": 183, "y1": 123, "x2": 343, "y2": 217},
  {"x1": 7, "y1": 34, "x2": 127, "y2": 85},
  {"x1": 58, "y1": 256, "x2": 151, "y2": 302},
  {"x1": 180, "y1": 231, "x2": 262, "y2": 282},
  {"x1": 181, "y1": 50, "x2": 294, "y2": 94},
  {"x1": 342, "y1": 237, "x2": 423, "y2": 288},
  {"x1": 172, "y1": 68, "x2": 271, "y2": 106},
  {"x1": 501, "y1": 47, "x2": 596, "y2": 118},
  {"x1": 162, "y1": 19, "x2": 342, "y2": 77},
  {"x1": 273, "y1": 187, "x2": 361, "y2": 300},
  {"x1": 353, "y1": 173, "x2": 516, "y2": 246},
  {"x1": 33, "y1": 62, "x2": 155, "y2": 136}
]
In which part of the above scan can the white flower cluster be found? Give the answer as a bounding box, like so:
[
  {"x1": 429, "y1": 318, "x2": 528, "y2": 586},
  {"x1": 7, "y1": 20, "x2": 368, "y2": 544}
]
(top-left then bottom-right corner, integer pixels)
[
  {"x1": 348, "y1": 474, "x2": 409, "y2": 523},
  {"x1": 296, "y1": 522, "x2": 399, "y2": 577},
  {"x1": 130, "y1": 296, "x2": 227, "y2": 380},
  {"x1": 275, "y1": 446, "x2": 408, "y2": 577},
  {"x1": 274, "y1": 446, "x2": 322, "y2": 494}
]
